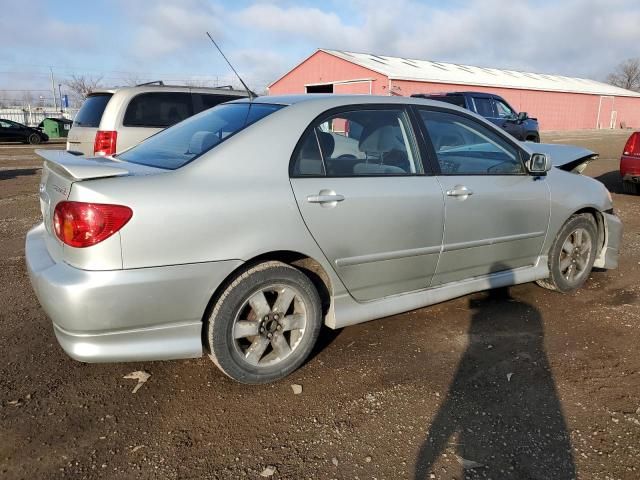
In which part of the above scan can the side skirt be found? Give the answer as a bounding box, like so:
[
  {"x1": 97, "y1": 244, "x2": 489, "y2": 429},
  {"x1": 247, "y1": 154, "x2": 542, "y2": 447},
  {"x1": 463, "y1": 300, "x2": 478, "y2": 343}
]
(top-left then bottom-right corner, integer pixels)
[{"x1": 325, "y1": 257, "x2": 549, "y2": 329}]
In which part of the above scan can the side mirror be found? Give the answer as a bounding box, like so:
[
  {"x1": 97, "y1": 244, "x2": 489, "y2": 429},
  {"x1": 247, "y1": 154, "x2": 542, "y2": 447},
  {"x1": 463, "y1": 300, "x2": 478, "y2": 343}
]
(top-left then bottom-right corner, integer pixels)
[
  {"x1": 517, "y1": 112, "x2": 529, "y2": 123},
  {"x1": 526, "y1": 153, "x2": 552, "y2": 174}
]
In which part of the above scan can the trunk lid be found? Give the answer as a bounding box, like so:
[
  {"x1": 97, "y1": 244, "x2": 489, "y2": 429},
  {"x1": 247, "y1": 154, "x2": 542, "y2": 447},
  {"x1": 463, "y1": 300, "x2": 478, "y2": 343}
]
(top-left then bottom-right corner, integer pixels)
[{"x1": 36, "y1": 149, "x2": 164, "y2": 252}]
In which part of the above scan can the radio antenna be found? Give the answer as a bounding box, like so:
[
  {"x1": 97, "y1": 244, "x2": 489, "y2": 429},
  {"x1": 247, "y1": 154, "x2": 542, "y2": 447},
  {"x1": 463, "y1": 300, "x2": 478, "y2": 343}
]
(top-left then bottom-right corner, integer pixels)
[{"x1": 206, "y1": 32, "x2": 256, "y2": 100}]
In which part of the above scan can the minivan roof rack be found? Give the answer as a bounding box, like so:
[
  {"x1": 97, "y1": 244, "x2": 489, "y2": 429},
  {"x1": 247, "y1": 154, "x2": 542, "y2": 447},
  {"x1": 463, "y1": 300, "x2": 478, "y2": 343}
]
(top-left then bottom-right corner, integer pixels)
[{"x1": 136, "y1": 80, "x2": 165, "y2": 86}]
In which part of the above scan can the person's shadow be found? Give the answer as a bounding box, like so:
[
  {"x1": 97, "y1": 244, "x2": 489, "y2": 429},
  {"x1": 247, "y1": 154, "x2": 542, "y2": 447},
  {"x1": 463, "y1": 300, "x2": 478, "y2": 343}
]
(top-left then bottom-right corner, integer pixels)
[{"x1": 415, "y1": 265, "x2": 576, "y2": 479}]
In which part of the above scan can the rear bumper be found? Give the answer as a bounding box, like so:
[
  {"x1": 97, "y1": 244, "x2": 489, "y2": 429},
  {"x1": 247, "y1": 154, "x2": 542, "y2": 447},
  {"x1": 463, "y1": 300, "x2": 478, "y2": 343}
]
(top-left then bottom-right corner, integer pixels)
[
  {"x1": 26, "y1": 223, "x2": 243, "y2": 363},
  {"x1": 620, "y1": 156, "x2": 640, "y2": 179},
  {"x1": 594, "y1": 212, "x2": 622, "y2": 270}
]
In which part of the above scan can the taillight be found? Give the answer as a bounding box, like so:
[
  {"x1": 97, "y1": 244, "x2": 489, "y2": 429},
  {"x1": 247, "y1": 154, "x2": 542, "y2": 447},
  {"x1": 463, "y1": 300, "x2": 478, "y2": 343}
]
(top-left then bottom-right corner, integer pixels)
[
  {"x1": 94, "y1": 130, "x2": 117, "y2": 156},
  {"x1": 623, "y1": 132, "x2": 640, "y2": 157},
  {"x1": 53, "y1": 201, "x2": 132, "y2": 248}
]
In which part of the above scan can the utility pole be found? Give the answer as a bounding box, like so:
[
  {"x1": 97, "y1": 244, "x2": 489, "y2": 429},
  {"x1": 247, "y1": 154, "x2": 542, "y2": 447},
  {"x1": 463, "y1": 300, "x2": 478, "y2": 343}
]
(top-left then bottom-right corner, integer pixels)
[
  {"x1": 49, "y1": 67, "x2": 58, "y2": 111},
  {"x1": 58, "y1": 84, "x2": 64, "y2": 113}
]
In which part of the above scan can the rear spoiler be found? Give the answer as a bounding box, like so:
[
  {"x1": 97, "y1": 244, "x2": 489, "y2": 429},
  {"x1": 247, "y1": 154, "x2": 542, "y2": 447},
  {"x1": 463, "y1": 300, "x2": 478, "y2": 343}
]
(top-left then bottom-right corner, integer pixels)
[{"x1": 36, "y1": 149, "x2": 129, "y2": 181}]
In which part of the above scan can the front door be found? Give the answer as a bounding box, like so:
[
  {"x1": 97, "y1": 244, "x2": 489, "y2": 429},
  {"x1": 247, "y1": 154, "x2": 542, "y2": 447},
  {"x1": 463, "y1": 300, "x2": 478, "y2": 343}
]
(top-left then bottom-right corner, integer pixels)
[
  {"x1": 289, "y1": 106, "x2": 445, "y2": 302},
  {"x1": 493, "y1": 97, "x2": 524, "y2": 140},
  {"x1": 415, "y1": 108, "x2": 550, "y2": 286}
]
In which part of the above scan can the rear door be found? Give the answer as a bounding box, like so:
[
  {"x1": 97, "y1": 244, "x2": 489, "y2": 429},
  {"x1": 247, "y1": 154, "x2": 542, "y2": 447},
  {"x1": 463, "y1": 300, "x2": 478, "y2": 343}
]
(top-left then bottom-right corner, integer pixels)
[
  {"x1": 414, "y1": 107, "x2": 550, "y2": 286},
  {"x1": 289, "y1": 105, "x2": 445, "y2": 302},
  {"x1": 192, "y1": 93, "x2": 243, "y2": 113}
]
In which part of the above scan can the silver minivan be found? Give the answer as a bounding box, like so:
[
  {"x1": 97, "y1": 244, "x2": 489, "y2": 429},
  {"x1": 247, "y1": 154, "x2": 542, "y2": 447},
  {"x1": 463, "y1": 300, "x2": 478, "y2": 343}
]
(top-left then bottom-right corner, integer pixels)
[{"x1": 66, "y1": 84, "x2": 249, "y2": 156}]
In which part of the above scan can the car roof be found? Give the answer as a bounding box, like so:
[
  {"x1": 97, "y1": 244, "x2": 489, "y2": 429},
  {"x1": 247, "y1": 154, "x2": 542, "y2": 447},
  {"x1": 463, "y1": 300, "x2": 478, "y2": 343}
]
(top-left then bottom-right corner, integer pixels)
[
  {"x1": 416, "y1": 91, "x2": 500, "y2": 98},
  {"x1": 88, "y1": 85, "x2": 249, "y2": 96},
  {"x1": 238, "y1": 94, "x2": 466, "y2": 109}
]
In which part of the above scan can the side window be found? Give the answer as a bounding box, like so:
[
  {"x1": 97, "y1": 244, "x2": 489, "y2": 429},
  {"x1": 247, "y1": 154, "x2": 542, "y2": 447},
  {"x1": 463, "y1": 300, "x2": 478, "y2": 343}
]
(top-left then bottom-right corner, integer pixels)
[
  {"x1": 292, "y1": 109, "x2": 422, "y2": 177},
  {"x1": 472, "y1": 97, "x2": 497, "y2": 118},
  {"x1": 418, "y1": 109, "x2": 525, "y2": 175},
  {"x1": 193, "y1": 94, "x2": 242, "y2": 113},
  {"x1": 0, "y1": 121, "x2": 11, "y2": 128},
  {"x1": 123, "y1": 92, "x2": 193, "y2": 128},
  {"x1": 495, "y1": 99, "x2": 516, "y2": 119}
]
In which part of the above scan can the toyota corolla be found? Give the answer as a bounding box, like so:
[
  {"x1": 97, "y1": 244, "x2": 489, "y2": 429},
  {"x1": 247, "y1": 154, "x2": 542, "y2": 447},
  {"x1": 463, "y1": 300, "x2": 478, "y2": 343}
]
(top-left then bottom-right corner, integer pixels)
[{"x1": 26, "y1": 95, "x2": 622, "y2": 384}]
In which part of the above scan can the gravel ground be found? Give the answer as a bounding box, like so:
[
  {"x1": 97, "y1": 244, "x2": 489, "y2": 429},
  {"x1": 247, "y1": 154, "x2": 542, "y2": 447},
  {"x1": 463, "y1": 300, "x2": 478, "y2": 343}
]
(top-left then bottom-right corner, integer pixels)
[{"x1": 0, "y1": 130, "x2": 639, "y2": 480}]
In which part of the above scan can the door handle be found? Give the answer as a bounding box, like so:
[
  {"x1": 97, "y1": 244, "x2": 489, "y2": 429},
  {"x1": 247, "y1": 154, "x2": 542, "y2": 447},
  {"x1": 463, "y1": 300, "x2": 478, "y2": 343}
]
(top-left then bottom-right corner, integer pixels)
[
  {"x1": 446, "y1": 185, "x2": 474, "y2": 198},
  {"x1": 306, "y1": 189, "x2": 345, "y2": 207},
  {"x1": 307, "y1": 194, "x2": 345, "y2": 203}
]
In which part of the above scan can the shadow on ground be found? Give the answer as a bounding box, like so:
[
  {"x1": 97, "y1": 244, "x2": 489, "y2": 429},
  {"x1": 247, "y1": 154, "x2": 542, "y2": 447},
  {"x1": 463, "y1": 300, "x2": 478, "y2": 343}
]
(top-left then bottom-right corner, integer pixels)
[
  {"x1": 0, "y1": 168, "x2": 40, "y2": 181},
  {"x1": 595, "y1": 170, "x2": 623, "y2": 193},
  {"x1": 415, "y1": 266, "x2": 575, "y2": 479}
]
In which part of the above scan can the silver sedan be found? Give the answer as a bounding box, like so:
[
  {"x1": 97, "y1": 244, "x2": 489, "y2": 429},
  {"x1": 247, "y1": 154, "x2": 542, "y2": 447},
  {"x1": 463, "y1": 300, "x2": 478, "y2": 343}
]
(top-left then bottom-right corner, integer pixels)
[{"x1": 26, "y1": 95, "x2": 622, "y2": 383}]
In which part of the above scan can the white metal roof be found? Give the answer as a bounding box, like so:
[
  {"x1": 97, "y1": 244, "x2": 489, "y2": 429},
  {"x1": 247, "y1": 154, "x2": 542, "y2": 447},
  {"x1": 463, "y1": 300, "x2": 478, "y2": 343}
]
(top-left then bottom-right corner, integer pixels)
[{"x1": 322, "y1": 49, "x2": 640, "y2": 98}]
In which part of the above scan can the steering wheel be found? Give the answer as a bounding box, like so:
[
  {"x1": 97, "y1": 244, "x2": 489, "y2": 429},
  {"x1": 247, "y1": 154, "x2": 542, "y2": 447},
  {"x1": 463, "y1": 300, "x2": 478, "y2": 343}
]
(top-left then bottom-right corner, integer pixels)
[{"x1": 487, "y1": 160, "x2": 519, "y2": 174}]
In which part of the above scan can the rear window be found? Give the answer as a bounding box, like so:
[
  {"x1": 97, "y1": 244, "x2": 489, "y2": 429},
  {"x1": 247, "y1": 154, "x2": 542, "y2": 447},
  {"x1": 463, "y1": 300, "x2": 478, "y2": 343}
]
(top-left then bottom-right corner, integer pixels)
[
  {"x1": 73, "y1": 94, "x2": 112, "y2": 128},
  {"x1": 123, "y1": 92, "x2": 193, "y2": 128},
  {"x1": 117, "y1": 102, "x2": 284, "y2": 169}
]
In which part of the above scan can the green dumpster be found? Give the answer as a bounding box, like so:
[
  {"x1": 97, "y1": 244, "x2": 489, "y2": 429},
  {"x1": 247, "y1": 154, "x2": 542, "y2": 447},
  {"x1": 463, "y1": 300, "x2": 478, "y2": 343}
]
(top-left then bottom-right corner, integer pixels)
[{"x1": 38, "y1": 117, "x2": 73, "y2": 139}]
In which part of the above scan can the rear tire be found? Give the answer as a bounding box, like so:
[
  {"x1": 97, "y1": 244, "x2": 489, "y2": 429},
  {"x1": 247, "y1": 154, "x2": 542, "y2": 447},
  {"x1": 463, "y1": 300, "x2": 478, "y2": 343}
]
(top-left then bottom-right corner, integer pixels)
[
  {"x1": 27, "y1": 133, "x2": 41, "y2": 145},
  {"x1": 622, "y1": 180, "x2": 640, "y2": 195},
  {"x1": 537, "y1": 214, "x2": 598, "y2": 293},
  {"x1": 207, "y1": 261, "x2": 322, "y2": 384}
]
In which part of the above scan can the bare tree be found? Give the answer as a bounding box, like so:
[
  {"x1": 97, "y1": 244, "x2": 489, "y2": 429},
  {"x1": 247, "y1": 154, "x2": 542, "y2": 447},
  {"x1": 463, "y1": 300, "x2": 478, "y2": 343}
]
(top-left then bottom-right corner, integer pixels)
[
  {"x1": 607, "y1": 58, "x2": 640, "y2": 92},
  {"x1": 64, "y1": 74, "x2": 104, "y2": 101},
  {"x1": 122, "y1": 73, "x2": 143, "y2": 86}
]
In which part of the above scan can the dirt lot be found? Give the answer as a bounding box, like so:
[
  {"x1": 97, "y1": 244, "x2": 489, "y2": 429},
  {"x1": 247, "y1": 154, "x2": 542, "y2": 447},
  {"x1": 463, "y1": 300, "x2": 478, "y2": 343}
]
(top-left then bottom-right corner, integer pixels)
[{"x1": 1, "y1": 131, "x2": 639, "y2": 480}]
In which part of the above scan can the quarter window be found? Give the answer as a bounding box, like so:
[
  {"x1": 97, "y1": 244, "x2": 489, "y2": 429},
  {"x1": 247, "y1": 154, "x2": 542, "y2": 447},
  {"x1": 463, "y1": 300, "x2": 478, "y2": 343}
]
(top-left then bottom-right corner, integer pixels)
[
  {"x1": 419, "y1": 109, "x2": 525, "y2": 175},
  {"x1": 123, "y1": 92, "x2": 193, "y2": 128},
  {"x1": 292, "y1": 109, "x2": 421, "y2": 177}
]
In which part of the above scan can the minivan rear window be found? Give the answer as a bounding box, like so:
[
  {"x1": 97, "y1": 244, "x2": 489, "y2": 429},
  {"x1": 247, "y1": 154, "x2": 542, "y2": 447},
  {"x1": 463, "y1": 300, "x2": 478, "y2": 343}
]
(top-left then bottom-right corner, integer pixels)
[
  {"x1": 123, "y1": 92, "x2": 193, "y2": 128},
  {"x1": 117, "y1": 102, "x2": 284, "y2": 169},
  {"x1": 73, "y1": 93, "x2": 112, "y2": 128}
]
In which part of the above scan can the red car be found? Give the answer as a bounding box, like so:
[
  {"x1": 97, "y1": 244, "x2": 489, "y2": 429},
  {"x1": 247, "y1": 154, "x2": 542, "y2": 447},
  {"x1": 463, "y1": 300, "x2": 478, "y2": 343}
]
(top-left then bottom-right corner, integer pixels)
[{"x1": 621, "y1": 131, "x2": 640, "y2": 194}]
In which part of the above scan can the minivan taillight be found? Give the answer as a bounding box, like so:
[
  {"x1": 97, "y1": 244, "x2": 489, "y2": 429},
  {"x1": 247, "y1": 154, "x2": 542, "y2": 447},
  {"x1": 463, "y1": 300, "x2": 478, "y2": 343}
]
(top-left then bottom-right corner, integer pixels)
[
  {"x1": 94, "y1": 130, "x2": 117, "y2": 156},
  {"x1": 623, "y1": 132, "x2": 640, "y2": 157},
  {"x1": 53, "y1": 201, "x2": 132, "y2": 248}
]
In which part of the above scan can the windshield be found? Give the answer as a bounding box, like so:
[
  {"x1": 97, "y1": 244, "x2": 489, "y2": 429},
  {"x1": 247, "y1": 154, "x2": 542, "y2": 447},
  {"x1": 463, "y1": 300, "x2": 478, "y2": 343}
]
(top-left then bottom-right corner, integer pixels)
[
  {"x1": 117, "y1": 103, "x2": 284, "y2": 169},
  {"x1": 73, "y1": 94, "x2": 112, "y2": 127}
]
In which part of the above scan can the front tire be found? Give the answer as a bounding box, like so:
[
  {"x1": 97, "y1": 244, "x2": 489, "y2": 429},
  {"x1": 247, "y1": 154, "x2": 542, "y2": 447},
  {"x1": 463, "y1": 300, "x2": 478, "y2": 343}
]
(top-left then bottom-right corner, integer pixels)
[
  {"x1": 207, "y1": 261, "x2": 322, "y2": 384},
  {"x1": 27, "y1": 133, "x2": 41, "y2": 145},
  {"x1": 537, "y1": 214, "x2": 598, "y2": 293}
]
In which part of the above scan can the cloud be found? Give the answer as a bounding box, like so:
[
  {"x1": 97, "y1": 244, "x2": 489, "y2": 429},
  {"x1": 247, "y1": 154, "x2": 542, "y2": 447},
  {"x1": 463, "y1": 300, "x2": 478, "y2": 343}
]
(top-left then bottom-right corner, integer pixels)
[
  {"x1": 234, "y1": 0, "x2": 640, "y2": 80},
  {"x1": 126, "y1": 0, "x2": 225, "y2": 59},
  {"x1": 3, "y1": 0, "x2": 640, "y2": 95}
]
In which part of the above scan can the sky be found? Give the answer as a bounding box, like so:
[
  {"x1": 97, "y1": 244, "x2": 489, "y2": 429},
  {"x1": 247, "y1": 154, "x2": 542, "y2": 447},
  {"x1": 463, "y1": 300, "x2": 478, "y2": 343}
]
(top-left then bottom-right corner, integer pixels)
[{"x1": 1, "y1": 0, "x2": 639, "y2": 100}]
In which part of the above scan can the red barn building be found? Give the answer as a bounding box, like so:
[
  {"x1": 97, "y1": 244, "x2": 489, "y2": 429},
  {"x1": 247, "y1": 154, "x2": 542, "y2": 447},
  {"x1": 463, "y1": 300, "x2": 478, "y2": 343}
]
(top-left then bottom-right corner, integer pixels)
[{"x1": 268, "y1": 49, "x2": 640, "y2": 131}]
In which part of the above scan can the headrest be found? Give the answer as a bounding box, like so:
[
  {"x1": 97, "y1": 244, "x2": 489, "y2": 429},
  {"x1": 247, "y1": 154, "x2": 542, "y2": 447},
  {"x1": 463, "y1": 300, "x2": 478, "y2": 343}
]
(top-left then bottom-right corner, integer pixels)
[
  {"x1": 316, "y1": 131, "x2": 335, "y2": 158},
  {"x1": 188, "y1": 131, "x2": 219, "y2": 155},
  {"x1": 359, "y1": 125, "x2": 403, "y2": 153}
]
